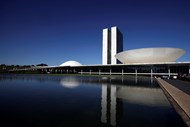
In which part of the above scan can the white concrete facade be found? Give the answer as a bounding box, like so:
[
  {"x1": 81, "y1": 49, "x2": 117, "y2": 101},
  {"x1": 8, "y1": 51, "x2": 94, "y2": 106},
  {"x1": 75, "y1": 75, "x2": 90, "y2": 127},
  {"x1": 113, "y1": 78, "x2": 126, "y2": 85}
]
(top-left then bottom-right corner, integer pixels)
[
  {"x1": 102, "y1": 28, "x2": 111, "y2": 65},
  {"x1": 115, "y1": 48, "x2": 186, "y2": 64},
  {"x1": 111, "y1": 27, "x2": 117, "y2": 64},
  {"x1": 60, "y1": 61, "x2": 82, "y2": 66},
  {"x1": 102, "y1": 26, "x2": 123, "y2": 65}
]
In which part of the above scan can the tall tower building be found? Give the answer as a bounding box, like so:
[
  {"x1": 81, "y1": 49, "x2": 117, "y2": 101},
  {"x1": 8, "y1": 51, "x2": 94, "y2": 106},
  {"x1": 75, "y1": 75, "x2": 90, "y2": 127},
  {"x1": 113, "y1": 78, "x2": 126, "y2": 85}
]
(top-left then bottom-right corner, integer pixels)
[
  {"x1": 102, "y1": 28, "x2": 111, "y2": 65},
  {"x1": 102, "y1": 26, "x2": 123, "y2": 65}
]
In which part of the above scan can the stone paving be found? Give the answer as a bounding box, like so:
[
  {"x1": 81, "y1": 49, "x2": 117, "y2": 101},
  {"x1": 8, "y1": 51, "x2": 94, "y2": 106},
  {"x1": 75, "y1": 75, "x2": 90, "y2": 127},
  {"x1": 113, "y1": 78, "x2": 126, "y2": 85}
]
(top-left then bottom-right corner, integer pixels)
[{"x1": 156, "y1": 78, "x2": 190, "y2": 127}]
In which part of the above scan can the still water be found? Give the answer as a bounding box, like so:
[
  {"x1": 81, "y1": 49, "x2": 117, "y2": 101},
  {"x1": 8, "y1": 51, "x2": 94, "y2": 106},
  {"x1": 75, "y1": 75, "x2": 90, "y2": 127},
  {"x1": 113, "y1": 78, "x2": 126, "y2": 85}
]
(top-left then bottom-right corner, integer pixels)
[{"x1": 0, "y1": 74, "x2": 186, "y2": 127}]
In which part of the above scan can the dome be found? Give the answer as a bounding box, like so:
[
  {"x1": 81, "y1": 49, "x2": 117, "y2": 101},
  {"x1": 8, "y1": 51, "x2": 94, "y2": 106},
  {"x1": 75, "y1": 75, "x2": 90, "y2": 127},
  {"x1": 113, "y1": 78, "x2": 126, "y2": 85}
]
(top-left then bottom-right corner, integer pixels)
[
  {"x1": 60, "y1": 61, "x2": 82, "y2": 66},
  {"x1": 115, "y1": 48, "x2": 185, "y2": 64}
]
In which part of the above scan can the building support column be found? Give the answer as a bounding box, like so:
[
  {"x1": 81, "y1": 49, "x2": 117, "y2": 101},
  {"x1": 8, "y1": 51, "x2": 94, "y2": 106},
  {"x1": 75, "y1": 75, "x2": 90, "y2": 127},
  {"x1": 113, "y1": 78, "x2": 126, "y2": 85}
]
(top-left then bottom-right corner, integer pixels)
[
  {"x1": 81, "y1": 68, "x2": 83, "y2": 75},
  {"x1": 151, "y1": 67, "x2": 153, "y2": 84},
  {"x1": 151, "y1": 67, "x2": 153, "y2": 78},
  {"x1": 122, "y1": 68, "x2": 123, "y2": 75},
  {"x1": 110, "y1": 68, "x2": 112, "y2": 75},
  {"x1": 99, "y1": 69, "x2": 101, "y2": 75},
  {"x1": 168, "y1": 66, "x2": 170, "y2": 78},
  {"x1": 135, "y1": 68, "x2": 137, "y2": 77},
  {"x1": 73, "y1": 68, "x2": 75, "y2": 73}
]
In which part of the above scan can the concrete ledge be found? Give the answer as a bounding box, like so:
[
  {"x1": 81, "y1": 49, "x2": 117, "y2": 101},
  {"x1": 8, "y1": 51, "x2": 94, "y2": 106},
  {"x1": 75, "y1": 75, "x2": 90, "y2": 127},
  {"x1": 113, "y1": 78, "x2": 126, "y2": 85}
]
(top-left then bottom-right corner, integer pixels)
[{"x1": 156, "y1": 78, "x2": 190, "y2": 127}]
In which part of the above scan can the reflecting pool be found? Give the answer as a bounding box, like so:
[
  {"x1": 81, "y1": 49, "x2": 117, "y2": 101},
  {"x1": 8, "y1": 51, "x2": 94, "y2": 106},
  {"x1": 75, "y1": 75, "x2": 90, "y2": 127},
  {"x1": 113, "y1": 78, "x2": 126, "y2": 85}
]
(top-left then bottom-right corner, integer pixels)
[{"x1": 0, "y1": 74, "x2": 186, "y2": 127}]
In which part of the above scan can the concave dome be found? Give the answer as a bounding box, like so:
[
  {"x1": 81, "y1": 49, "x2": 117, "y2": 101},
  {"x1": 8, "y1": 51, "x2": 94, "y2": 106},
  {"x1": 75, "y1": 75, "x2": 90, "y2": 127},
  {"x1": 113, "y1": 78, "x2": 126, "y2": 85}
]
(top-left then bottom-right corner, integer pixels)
[
  {"x1": 115, "y1": 48, "x2": 185, "y2": 64},
  {"x1": 60, "y1": 61, "x2": 82, "y2": 66}
]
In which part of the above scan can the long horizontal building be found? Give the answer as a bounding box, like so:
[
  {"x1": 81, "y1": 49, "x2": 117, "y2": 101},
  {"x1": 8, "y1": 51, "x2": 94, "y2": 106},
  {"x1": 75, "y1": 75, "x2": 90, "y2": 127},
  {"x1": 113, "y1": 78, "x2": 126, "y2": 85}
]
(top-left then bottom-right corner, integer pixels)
[
  {"x1": 30, "y1": 61, "x2": 190, "y2": 77},
  {"x1": 11, "y1": 26, "x2": 190, "y2": 77}
]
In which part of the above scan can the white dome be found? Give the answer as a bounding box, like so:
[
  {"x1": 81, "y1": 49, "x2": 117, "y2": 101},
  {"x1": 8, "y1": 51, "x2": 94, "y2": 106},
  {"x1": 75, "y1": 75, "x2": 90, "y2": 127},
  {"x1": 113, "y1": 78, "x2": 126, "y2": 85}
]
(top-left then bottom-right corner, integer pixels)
[
  {"x1": 60, "y1": 61, "x2": 82, "y2": 66},
  {"x1": 115, "y1": 47, "x2": 185, "y2": 64}
]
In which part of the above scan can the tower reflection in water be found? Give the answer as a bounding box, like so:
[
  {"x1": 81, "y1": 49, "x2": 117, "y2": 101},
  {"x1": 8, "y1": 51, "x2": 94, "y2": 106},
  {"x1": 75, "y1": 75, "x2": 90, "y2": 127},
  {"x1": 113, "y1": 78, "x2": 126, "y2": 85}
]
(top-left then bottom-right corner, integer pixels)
[
  {"x1": 101, "y1": 76, "x2": 170, "y2": 127},
  {"x1": 101, "y1": 77, "x2": 123, "y2": 127}
]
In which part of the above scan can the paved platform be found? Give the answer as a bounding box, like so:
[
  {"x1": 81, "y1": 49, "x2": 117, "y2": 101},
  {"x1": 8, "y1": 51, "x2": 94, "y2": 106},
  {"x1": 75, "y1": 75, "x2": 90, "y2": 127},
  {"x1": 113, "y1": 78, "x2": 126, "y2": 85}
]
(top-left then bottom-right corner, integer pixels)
[
  {"x1": 156, "y1": 78, "x2": 190, "y2": 127},
  {"x1": 165, "y1": 79, "x2": 190, "y2": 95}
]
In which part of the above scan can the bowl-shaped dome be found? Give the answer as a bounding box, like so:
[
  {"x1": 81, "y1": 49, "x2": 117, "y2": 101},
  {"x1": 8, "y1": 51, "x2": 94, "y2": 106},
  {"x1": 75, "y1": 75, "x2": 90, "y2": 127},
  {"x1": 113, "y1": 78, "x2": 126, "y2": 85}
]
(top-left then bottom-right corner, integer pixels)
[
  {"x1": 60, "y1": 61, "x2": 82, "y2": 66},
  {"x1": 115, "y1": 48, "x2": 185, "y2": 64}
]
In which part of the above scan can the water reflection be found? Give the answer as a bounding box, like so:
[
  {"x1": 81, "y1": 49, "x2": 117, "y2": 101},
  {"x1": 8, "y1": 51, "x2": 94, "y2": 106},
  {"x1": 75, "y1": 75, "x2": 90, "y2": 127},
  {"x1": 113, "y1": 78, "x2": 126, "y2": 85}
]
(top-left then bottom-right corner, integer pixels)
[
  {"x1": 117, "y1": 87, "x2": 170, "y2": 107},
  {"x1": 60, "y1": 77, "x2": 80, "y2": 88},
  {"x1": 0, "y1": 74, "x2": 186, "y2": 127},
  {"x1": 101, "y1": 76, "x2": 171, "y2": 127},
  {"x1": 101, "y1": 78, "x2": 118, "y2": 127}
]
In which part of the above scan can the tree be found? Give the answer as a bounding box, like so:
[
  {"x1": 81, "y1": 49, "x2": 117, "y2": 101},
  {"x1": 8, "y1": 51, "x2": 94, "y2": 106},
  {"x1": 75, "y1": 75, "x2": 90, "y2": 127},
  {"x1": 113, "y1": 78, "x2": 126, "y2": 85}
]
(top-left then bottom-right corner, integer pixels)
[{"x1": 36, "y1": 63, "x2": 48, "y2": 66}]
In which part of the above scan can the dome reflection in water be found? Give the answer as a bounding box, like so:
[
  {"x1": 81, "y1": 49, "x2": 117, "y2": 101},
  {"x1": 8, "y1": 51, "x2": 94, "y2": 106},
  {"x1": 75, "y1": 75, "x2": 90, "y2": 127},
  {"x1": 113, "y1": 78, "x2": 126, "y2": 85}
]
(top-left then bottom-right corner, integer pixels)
[{"x1": 60, "y1": 77, "x2": 80, "y2": 88}]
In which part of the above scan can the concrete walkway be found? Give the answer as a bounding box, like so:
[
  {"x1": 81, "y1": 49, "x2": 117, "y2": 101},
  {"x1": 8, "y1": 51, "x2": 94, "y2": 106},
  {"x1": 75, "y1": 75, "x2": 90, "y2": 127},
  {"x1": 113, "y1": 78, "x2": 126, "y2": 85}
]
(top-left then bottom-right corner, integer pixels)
[
  {"x1": 165, "y1": 79, "x2": 190, "y2": 95},
  {"x1": 156, "y1": 78, "x2": 190, "y2": 127}
]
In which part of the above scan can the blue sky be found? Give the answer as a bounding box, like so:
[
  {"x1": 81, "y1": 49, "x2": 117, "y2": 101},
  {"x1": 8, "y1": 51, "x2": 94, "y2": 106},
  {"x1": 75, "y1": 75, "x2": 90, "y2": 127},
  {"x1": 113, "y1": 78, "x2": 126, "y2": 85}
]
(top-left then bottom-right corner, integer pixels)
[{"x1": 0, "y1": 0, "x2": 190, "y2": 66}]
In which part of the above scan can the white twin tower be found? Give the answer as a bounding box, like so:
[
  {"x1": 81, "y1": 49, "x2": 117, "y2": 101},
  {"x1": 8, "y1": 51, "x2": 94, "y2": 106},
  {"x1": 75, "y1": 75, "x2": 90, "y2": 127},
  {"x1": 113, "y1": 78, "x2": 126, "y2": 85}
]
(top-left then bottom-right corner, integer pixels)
[{"x1": 102, "y1": 26, "x2": 123, "y2": 65}]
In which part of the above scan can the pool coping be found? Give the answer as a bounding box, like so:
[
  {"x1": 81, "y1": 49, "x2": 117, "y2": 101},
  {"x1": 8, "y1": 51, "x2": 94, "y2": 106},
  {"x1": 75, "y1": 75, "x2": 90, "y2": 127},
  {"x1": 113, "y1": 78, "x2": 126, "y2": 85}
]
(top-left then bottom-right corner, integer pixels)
[{"x1": 156, "y1": 78, "x2": 190, "y2": 127}]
